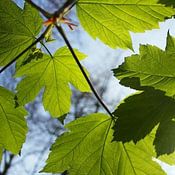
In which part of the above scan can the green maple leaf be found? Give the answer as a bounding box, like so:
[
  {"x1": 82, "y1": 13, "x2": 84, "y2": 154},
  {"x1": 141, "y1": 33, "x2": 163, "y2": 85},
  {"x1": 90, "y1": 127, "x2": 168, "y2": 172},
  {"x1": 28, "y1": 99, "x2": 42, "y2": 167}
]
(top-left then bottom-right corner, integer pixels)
[
  {"x1": 113, "y1": 88, "x2": 175, "y2": 156},
  {"x1": 15, "y1": 47, "x2": 90, "y2": 117},
  {"x1": 77, "y1": 0, "x2": 175, "y2": 49},
  {"x1": 158, "y1": 0, "x2": 175, "y2": 7},
  {"x1": 0, "y1": 0, "x2": 42, "y2": 66},
  {"x1": 0, "y1": 86, "x2": 27, "y2": 154},
  {"x1": 114, "y1": 33, "x2": 175, "y2": 97},
  {"x1": 42, "y1": 113, "x2": 165, "y2": 175}
]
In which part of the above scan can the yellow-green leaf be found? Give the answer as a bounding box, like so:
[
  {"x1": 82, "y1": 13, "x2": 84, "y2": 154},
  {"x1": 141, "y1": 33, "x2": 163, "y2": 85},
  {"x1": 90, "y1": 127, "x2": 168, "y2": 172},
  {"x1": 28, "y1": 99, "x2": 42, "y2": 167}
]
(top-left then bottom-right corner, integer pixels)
[
  {"x1": 15, "y1": 47, "x2": 90, "y2": 117},
  {"x1": 77, "y1": 0, "x2": 175, "y2": 49},
  {"x1": 0, "y1": 86, "x2": 27, "y2": 154},
  {"x1": 0, "y1": 0, "x2": 42, "y2": 66},
  {"x1": 114, "y1": 33, "x2": 175, "y2": 96},
  {"x1": 43, "y1": 114, "x2": 165, "y2": 175}
]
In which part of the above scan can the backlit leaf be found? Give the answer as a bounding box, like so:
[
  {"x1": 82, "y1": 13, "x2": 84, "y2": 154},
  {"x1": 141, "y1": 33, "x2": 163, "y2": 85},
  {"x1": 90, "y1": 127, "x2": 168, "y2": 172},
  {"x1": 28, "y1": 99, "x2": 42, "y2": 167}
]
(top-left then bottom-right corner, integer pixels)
[
  {"x1": 15, "y1": 47, "x2": 90, "y2": 117},
  {"x1": 0, "y1": 0, "x2": 42, "y2": 66},
  {"x1": 114, "y1": 33, "x2": 175, "y2": 97},
  {"x1": 43, "y1": 113, "x2": 165, "y2": 175},
  {"x1": 159, "y1": 152, "x2": 175, "y2": 165},
  {"x1": 77, "y1": 0, "x2": 175, "y2": 49},
  {"x1": 0, "y1": 86, "x2": 27, "y2": 154}
]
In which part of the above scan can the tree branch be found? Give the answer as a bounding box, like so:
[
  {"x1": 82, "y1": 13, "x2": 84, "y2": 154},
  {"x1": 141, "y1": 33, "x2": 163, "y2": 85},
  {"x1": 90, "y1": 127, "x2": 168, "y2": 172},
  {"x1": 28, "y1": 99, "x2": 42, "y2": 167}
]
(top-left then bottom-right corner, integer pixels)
[
  {"x1": 25, "y1": 0, "x2": 51, "y2": 18},
  {"x1": 26, "y1": 0, "x2": 78, "y2": 20},
  {"x1": 55, "y1": 25, "x2": 114, "y2": 119},
  {"x1": 0, "y1": 25, "x2": 52, "y2": 74},
  {"x1": 53, "y1": 0, "x2": 78, "y2": 17},
  {"x1": 0, "y1": 153, "x2": 14, "y2": 175}
]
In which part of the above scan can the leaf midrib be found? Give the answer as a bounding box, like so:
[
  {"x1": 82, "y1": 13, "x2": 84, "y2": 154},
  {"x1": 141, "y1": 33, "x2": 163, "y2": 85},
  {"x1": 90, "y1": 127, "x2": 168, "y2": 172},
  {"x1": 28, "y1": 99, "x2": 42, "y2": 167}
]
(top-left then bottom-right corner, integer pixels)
[
  {"x1": 52, "y1": 59, "x2": 62, "y2": 115},
  {"x1": 99, "y1": 119, "x2": 113, "y2": 175},
  {"x1": 78, "y1": 2, "x2": 164, "y2": 7}
]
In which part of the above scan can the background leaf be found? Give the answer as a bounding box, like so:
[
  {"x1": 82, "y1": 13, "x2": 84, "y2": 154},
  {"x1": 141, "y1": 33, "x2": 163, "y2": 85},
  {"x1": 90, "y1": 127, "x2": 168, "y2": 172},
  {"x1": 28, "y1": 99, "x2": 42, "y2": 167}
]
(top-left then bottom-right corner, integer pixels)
[
  {"x1": 154, "y1": 119, "x2": 175, "y2": 156},
  {"x1": 0, "y1": 86, "x2": 27, "y2": 154},
  {"x1": 15, "y1": 47, "x2": 90, "y2": 117},
  {"x1": 77, "y1": 0, "x2": 175, "y2": 49},
  {"x1": 43, "y1": 113, "x2": 165, "y2": 175},
  {"x1": 0, "y1": 0, "x2": 42, "y2": 66},
  {"x1": 113, "y1": 88, "x2": 175, "y2": 156}
]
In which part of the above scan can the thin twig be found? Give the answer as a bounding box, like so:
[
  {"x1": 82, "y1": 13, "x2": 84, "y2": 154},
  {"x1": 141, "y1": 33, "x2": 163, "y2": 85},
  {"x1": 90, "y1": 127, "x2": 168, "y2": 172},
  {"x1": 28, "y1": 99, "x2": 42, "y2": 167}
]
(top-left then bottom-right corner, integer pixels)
[
  {"x1": 25, "y1": 0, "x2": 51, "y2": 18},
  {"x1": 26, "y1": 0, "x2": 78, "y2": 19},
  {"x1": 0, "y1": 25, "x2": 52, "y2": 74},
  {"x1": 53, "y1": 0, "x2": 78, "y2": 17},
  {"x1": 0, "y1": 152, "x2": 14, "y2": 175},
  {"x1": 55, "y1": 25, "x2": 114, "y2": 119},
  {"x1": 39, "y1": 41, "x2": 54, "y2": 59}
]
